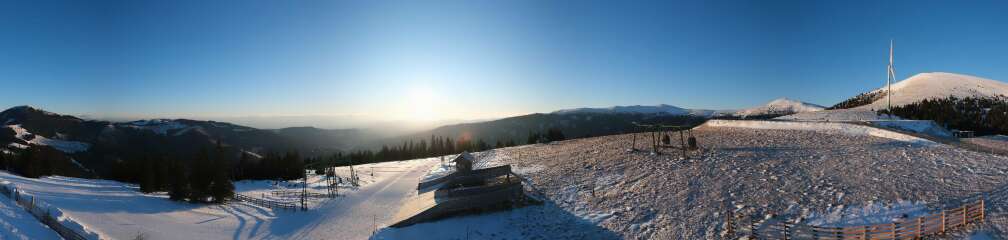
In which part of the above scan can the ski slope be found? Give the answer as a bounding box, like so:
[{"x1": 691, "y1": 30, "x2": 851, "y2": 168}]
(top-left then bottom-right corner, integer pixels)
[{"x1": 0, "y1": 158, "x2": 437, "y2": 240}]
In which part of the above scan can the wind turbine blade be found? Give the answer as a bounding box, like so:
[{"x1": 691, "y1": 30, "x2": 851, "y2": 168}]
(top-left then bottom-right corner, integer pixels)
[{"x1": 889, "y1": 39, "x2": 894, "y2": 65}]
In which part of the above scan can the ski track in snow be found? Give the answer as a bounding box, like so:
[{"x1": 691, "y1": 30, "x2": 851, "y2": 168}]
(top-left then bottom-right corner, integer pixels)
[{"x1": 0, "y1": 158, "x2": 436, "y2": 240}]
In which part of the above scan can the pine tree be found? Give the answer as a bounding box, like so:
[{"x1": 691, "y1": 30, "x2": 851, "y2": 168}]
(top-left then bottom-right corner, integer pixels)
[
  {"x1": 188, "y1": 148, "x2": 213, "y2": 202},
  {"x1": 168, "y1": 159, "x2": 189, "y2": 201},
  {"x1": 209, "y1": 147, "x2": 234, "y2": 203},
  {"x1": 140, "y1": 157, "x2": 157, "y2": 193}
]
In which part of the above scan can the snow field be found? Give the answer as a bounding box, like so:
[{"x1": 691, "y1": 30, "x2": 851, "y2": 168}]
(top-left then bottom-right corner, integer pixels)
[
  {"x1": 0, "y1": 181, "x2": 63, "y2": 240},
  {"x1": 0, "y1": 157, "x2": 438, "y2": 240},
  {"x1": 484, "y1": 127, "x2": 1008, "y2": 238},
  {"x1": 703, "y1": 119, "x2": 936, "y2": 145}
]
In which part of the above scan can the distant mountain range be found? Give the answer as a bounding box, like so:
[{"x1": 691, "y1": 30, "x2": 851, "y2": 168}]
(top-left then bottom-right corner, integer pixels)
[
  {"x1": 552, "y1": 98, "x2": 825, "y2": 119},
  {"x1": 551, "y1": 104, "x2": 729, "y2": 117},
  {"x1": 4, "y1": 71, "x2": 1005, "y2": 179}
]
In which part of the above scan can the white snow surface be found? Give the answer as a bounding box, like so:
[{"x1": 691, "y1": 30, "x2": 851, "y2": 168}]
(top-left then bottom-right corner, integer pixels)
[
  {"x1": 804, "y1": 200, "x2": 929, "y2": 227},
  {"x1": 776, "y1": 109, "x2": 900, "y2": 121},
  {"x1": 735, "y1": 98, "x2": 825, "y2": 117},
  {"x1": 0, "y1": 158, "x2": 437, "y2": 240},
  {"x1": 0, "y1": 182, "x2": 62, "y2": 240},
  {"x1": 123, "y1": 119, "x2": 188, "y2": 135},
  {"x1": 868, "y1": 120, "x2": 953, "y2": 138},
  {"x1": 703, "y1": 120, "x2": 935, "y2": 145},
  {"x1": 4, "y1": 125, "x2": 90, "y2": 153},
  {"x1": 855, "y1": 72, "x2": 1008, "y2": 110}
]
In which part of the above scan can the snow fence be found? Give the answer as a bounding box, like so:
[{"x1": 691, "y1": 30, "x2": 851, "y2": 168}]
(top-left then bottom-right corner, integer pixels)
[{"x1": 0, "y1": 181, "x2": 102, "y2": 240}]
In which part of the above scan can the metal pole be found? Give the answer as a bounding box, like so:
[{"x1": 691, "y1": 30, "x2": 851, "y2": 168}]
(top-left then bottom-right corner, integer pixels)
[{"x1": 680, "y1": 130, "x2": 686, "y2": 158}]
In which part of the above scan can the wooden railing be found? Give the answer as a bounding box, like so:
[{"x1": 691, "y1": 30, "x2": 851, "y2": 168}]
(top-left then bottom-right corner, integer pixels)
[
  {"x1": 270, "y1": 190, "x2": 336, "y2": 199},
  {"x1": 0, "y1": 183, "x2": 94, "y2": 240},
  {"x1": 747, "y1": 199, "x2": 984, "y2": 239},
  {"x1": 234, "y1": 193, "x2": 300, "y2": 210}
]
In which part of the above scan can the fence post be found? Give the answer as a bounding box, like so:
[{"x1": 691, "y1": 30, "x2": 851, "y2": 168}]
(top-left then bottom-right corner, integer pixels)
[
  {"x1": 917, "y1": 216, "x2": 923, "y2": 237},
  {"x1": 782, "y1": 223, "x2": 789, "y2": 240},
  {"x1": 941, "y1": 210, "x2": 946, "y2": 234},
  {"x1": 980, "y1": 199, "x2": 985, "y2": 222},
  {"x1": 724, "y1": 207, "x2": 733, "y2": 238},
  {"x1": 892, "y1": 222, "x2": 898, "y2": 239},
  {"x1": 862, "y1": 225, "x2": 868, "y2": 239},
  {"x1": 749, "y1": 216, "x2": 756, "y2": 240},
  {"x1": 963, "y1": 205, "x2": 967, "y2": 227}
]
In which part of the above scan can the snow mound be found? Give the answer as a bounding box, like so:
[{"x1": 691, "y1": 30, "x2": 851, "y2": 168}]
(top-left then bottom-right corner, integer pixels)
[
  {"x1": 702, "y1": 120, "x2": 935, "y2": 145},
  {"x1": 5, "y1": 125, "x2": 90, "y2": 153},
  {"x1": 776, "y1": 109, "x2": 900, "y2": 122},
  {"x1": 855, "y1": 72, "x2": 1008, "y2": 110},
  {"x1": 869, "y1": 120, "x2": 952, "y2": 138},
  {"x1": 736, "y1": 98, "x2": 825, "y2": 117}
]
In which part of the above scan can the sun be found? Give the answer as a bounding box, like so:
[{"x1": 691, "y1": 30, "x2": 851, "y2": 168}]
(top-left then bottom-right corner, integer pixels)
[{"x1": 407, "y1": 87, "x2": 438, "y2": 121}]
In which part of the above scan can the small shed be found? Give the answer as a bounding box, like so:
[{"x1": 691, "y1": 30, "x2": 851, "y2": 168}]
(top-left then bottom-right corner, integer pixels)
[{"x1": 454, "y1": 152, "x2": 474, "y2": 173}]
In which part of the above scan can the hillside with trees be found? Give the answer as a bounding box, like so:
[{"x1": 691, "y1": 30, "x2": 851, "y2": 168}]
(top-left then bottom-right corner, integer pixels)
[{"x1": 884, "y1": 96, "x2": 1008, "y2": 135}]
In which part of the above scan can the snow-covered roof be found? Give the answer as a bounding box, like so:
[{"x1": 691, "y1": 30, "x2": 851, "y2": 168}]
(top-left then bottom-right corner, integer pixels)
[{"x1": 454, "y1": 152, "x2": 474, "y2": 163}]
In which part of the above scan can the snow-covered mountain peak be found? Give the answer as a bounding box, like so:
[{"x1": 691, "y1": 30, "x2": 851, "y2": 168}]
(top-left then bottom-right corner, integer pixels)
[
  {"x1": 736, "y1": 98, "x2": 825, "y2": 117},
  {"x1": 855, "y1": 72, "x2": 1008, "y2": 110}
]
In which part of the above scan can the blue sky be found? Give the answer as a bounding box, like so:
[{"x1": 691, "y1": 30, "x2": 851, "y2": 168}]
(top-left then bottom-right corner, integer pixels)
[{"x1": 2, "y1": 0, "x2": 1007, "y2": 126}]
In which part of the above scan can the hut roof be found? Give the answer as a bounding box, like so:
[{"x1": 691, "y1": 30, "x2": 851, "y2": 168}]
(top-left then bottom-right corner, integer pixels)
[{"x1": 454, "y1": 151, "x2": 474, "y2": 163}]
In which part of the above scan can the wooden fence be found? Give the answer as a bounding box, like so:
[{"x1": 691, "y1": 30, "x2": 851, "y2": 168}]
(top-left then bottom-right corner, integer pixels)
[
  {"x1": 0, "y1": 183, "x2": 93, "y2": 240},
  {"x1": 234, "y1": 193, "x2": 300, "y2": 211},
  {"x1": 270, "y1": 190, "x2": 337, "y2": 199},
  {"x1": 747, "y1": 199, "x2": 984, "y2": 240}
]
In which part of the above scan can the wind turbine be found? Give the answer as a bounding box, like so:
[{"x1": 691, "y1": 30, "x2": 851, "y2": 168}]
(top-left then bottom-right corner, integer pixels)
[{"x1": 887, "y1": 39, "x2": 896, "y2": 118}]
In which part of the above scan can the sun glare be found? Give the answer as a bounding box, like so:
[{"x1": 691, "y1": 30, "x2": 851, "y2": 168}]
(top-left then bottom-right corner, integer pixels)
[{"x1": 407, "y1": 87, "x2": 438, "y2": 121}]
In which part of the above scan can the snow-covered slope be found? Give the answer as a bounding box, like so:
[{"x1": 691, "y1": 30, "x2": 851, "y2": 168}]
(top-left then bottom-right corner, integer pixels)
[
  {"x1": 702, "y1": 120, "x2": 935, "y2": 145},
  {"x1": 735, "y1": 98, "x2": 824, "y2": 117},
  {"x1": 0, "y1": 182, "x2": 62, "y2": 240},
  {"x1": 776, "y1": 109, "x2": 899, "y2": 122},
  {"x1": 4, "y1": 125, "x2": 90, "y2": 153},
  {"x1": 0, "y1": 158, "x2": 437, "y2": 240},
  {"x1": 855, "y1": 72, "x2": 1008, "y2": 110}
]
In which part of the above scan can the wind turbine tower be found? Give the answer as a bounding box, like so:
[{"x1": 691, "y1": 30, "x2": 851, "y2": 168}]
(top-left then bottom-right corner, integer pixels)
[{"x1": 887, "y1": 40, "x2": 895, "y2": 117}]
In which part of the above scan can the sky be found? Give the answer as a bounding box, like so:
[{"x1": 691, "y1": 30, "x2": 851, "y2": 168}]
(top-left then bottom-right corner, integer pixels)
[{"x1": 2, "y1": 0, "x2": 1007, "y2": 128}]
